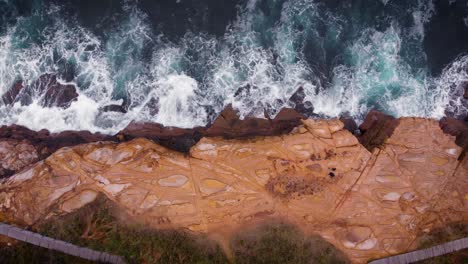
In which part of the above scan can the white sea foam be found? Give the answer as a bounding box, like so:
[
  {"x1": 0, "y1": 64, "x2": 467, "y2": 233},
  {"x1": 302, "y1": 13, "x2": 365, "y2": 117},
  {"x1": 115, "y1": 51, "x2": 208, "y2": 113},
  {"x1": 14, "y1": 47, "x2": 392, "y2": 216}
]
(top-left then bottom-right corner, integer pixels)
[{"x1": 0, "y1": 0, "x2": 466, "y2": 134}]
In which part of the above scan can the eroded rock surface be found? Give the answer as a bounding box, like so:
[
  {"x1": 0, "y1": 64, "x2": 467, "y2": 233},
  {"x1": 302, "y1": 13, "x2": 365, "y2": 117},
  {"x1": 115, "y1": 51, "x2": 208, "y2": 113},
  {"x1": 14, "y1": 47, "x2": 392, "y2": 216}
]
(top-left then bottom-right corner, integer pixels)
[
  {"x1": 0, "y1": 139, "x2": 38, "y2": 178},
  {"x1": 0, "y1": 118, "x2": 466, "y2": 263}
]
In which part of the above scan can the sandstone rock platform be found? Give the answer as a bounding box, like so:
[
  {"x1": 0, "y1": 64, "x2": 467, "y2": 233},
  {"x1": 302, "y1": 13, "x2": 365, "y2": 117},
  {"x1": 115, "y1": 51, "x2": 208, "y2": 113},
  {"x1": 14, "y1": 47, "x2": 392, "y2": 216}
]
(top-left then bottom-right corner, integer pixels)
[{"x1": 0, "y1": 117, "x2": 466, "y2": 263}]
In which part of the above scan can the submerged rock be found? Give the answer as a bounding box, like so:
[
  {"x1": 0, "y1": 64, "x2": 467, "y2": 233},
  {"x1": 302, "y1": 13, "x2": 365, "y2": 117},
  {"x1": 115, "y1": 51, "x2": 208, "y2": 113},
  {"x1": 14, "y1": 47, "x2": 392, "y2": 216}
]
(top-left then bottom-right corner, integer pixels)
[
  {"x1": 100, "y1": 104, "x2": 128, "y2": 113},
  {"x1": 1, "y1": 74, "x2": 78, "y2": 108},
  {"x1": 0, "y1": 117, "x2": 466, "y2": 263},
  {"x1": 1, "y1": 80, "x2": 24, "y2": 105}
]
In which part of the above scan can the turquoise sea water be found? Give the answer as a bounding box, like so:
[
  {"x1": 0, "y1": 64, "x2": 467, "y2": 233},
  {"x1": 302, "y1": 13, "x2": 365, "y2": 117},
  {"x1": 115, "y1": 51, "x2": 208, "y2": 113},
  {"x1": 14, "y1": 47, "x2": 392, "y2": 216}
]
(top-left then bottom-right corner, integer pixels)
[{"x1": 0, "y1": 0, "x2": 466, "y2": 133}]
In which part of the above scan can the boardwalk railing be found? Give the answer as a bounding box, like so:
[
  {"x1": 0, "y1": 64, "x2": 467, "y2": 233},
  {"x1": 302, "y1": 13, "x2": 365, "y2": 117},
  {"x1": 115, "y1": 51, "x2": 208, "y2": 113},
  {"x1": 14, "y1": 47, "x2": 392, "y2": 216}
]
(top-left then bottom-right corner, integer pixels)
[
  {"x1": 368, "y1": 237, "x2": 468, "y2": 264},
  {"x1": 0, "y1": 222, "x2": 126, "y2": 264}
]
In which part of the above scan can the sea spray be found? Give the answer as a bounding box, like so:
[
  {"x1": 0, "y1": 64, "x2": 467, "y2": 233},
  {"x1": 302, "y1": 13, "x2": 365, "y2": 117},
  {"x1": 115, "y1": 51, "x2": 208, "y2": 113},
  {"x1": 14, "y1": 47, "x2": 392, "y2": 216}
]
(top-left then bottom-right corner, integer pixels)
[{"x1": 0, "y1": 0, "x2": 466, "y2": 133}]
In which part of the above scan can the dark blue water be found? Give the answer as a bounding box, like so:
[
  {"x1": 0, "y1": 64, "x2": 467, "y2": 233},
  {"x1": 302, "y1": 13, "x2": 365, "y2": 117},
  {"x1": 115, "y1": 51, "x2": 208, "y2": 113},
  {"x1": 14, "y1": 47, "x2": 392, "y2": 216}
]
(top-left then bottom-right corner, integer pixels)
[{"x1": 0, "y1": 0, "x2": 467, "y2": 133}]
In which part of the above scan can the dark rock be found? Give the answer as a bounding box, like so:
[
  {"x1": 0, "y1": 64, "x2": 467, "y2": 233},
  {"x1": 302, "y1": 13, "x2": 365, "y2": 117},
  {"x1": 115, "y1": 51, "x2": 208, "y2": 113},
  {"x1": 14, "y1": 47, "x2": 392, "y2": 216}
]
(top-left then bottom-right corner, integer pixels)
[
  {"x1": 1, "y1": 74, "x2": 79, "y2": 108},
  {"x1": 358, "y1": 110, "x2": 399, "y2": 151},
  {"x1": 463, "y1": 82, "x2": 468, "y2": 99},
  {"x1": 101, "y1": 104, "x2": 128, "y2": 113},
  {"x1": 119, "y1": 122, "x2": 204, "y2": 153},
  {"x1": 0, "y1": 105, "x2": 305, "y2": 177},
  {"x1": 205, "y1": 105, "x2": 304, "y2": 138},
  {"x1": 439, "y1": 117, "x2": 468, "y2": 160},
  {"x1": 1, "y1": 80, "x2": 24, "y2": 105},
  {"x1": 142, "y1": 97, "x2": 159, "y2": 116},
  {"x1": 339, "y1": 117, "x2": 358, "y2": 134},
  {"x1": 121, "y1": 105, "x2": 304, "y2": 152},
  {"x1": 0, "y1": 168, "x2": 15, "y2": 179},
  {"x1": 288, "y1": 87, "x2": 314, "y2": 117},
  {"x1": 0, "y1": 124, "x2": 116, "y2": 160}
]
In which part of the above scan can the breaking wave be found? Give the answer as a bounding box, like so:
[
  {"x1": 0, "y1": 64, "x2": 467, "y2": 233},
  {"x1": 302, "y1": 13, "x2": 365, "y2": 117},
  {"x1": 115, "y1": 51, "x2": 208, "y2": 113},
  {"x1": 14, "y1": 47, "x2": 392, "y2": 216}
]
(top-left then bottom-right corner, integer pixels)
[{"x1": 0, "y1": 0, "x2": 467, "y2": 133}]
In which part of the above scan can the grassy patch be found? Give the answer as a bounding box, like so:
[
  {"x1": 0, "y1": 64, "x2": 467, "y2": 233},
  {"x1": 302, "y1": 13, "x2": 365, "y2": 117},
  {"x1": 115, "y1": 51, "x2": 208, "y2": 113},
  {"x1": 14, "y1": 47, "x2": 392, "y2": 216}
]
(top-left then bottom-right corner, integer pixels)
[
  {"x1": 231, "y1": 222, "x2": 349, "y2": 264},
  {"x1": 1, "y1": 196, "x2": 227, "y2": 264},
  {"x1": 414, "y1": 222, "x2": 468, "y2": 264},
  {"x1": 0, "y1": 197, "x2": 349, "y2": 264},
  {"x1": 418, "y1": 222, "x2": 468, "y2": 249}
]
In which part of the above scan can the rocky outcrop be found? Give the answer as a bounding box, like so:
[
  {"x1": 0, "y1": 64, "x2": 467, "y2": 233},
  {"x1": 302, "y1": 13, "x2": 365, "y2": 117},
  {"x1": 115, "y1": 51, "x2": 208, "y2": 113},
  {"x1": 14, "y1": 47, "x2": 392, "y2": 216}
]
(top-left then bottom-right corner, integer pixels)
[
  {"x1": 1, "y1": 74, "x2": 78, "y2": 108},
  {"x1": 0, "y1": 106, "x2": 304, "y2": 176},
  {"x1": 205, "y1": 105, "x2": 304, "y2": 138},
  {"x1": 119, "y1": 105, "x2": 304, "y2": 152},
  {"x1": 1, "y1": 80, "x2": 24, "y2": 105},
  {"x1": 0, "y1": 117, "x2": 466, "y2": 263},
  {"x1": 0, "y1": 125, "x2": 116, "y2": 159},
  {"x1": 288, "y1": 87, "x2": 314, "y2": 117},
  {"x1": 0, "y1": 139, "x2": 38, "y2": 178},
  {"x1": 439, "y1": 117, "x2": 468, "y2": 160},
  {"x1": 358, "y1": 110, "x2": 399, "y2": 151},
  {"x1": 119, "y1": 122, "x2": 204, "y2": 153},
  {"x1": 462, "y1": 81, "x2": 468, "y2": 99}
]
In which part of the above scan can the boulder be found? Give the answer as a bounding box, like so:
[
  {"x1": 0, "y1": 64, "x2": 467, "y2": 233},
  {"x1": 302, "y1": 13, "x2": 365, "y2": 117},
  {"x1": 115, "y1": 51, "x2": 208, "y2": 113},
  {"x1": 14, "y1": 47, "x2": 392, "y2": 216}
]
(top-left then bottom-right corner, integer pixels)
[
  {"x1": 288, "y1": 87, "x2": 315, "y2": 117},
  {"x1": 119, "y1": 122, "x2": 204, "y2": 153},
  {"x1": 439, "y1": 117, "x2": 468, "y2": 160},
  {"x1": 101, "y1": 104, "x2": 128, "y2": 113},
  {"x1": 1, "y1": 74, "x2": 78, "y2": 108},
  {"x1": 339, "y1": 117, "x2": 358, "y2": 134},
  {"x1": 463, "y1": 82, "x2": 468, "y2": 99},
  {"x1": 1, "y1": 80, "x2": 24, "y2": 105},
  {"x1": 358, "y1": 110, "x2": 399, "y2": 151}
]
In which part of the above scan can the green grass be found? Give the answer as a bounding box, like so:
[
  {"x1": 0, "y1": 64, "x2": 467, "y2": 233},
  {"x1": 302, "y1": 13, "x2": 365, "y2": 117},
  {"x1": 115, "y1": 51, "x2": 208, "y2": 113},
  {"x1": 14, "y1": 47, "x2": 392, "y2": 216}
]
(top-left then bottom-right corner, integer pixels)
[
  {"x1": 0, "y1": 196, "x2": 349, "y2": 264},
  {"x1": 414, "y1": 222, "x2": 468, "y2": 264},
  {"x1": 231, "y1": 222, "x2": 349, "y2": 264}
]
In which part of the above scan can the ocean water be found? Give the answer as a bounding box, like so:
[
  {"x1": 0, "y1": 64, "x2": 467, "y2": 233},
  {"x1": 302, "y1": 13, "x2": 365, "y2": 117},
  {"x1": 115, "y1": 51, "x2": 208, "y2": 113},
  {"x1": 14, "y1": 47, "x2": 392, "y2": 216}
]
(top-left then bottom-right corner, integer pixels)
[{"x1": 0, "y1": 0, "x2": 467, "y2": 133}]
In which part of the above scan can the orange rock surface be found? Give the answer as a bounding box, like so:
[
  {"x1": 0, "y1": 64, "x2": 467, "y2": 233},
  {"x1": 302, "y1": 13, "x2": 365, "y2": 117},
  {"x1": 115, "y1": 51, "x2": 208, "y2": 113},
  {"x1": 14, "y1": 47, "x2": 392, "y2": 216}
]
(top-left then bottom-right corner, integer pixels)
[{"x1": 0, "y1": 118, "x2": 466, "y2": 263}]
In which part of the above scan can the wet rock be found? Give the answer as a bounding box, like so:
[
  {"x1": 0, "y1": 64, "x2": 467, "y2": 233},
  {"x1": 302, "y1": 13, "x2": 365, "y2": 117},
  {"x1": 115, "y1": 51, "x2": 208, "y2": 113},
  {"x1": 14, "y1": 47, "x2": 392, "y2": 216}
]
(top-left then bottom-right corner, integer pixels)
[
  {"x1": 119, "y1": 122, "x2": 204, "y2": 153},
  {"x1": 41, "y1": 76, "x2": 79, "y2": 108},
  {"x1": 288, "y1": 87, "x2": 315, "y2": 117},
  {"x1": 358, "y1": 110, "x2": 399, "y2": 151},
  {"x1": 205, "y1": 105, "x2": 304, "y2": 138},
  {"x1": 0, "y1": 124, "x2": 116, "y2": 162},
  {"x1": 339, "y1": 117, "x2": 358, "y2": 134},
  {"x1": 462, "y1": 81, "x2": 468, "y2": 99},
  {"x1": 1, "y1": 74, "x2": 78, "y2": 108},
  {"x1": 101, "y1": 104, "x2": 128, "y2": 113},
  {"x1": 121, "y1": 105, "x2": 304, "y2": 152},
  {"x1": 1, "y1": 80, "x2": 23, "y2": 105},
  {"x1": 439, "y1": 117, "x2": 468, "y2": 160}
]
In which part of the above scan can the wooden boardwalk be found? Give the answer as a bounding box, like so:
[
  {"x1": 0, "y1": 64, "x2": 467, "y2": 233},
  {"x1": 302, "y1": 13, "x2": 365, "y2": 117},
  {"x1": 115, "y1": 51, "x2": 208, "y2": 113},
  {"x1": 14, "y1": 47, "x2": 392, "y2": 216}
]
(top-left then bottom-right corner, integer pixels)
[
  {"x1": 368, "y1": 237, "x2": 468, "y2": 264},
  {"x1": 0, "y1": 222, "x2": 126, "y2": 264}
]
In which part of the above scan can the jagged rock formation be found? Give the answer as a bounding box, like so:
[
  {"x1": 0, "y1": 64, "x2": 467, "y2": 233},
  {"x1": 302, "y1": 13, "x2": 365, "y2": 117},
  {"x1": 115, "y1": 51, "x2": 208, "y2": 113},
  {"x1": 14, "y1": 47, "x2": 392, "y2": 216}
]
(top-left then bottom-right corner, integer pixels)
[
  {"x1": 0, "y1": 117, "x2": 466, "y2": 263},
  {"x1": 1, "y1": 74, "x2": 78, "y2": 108}
]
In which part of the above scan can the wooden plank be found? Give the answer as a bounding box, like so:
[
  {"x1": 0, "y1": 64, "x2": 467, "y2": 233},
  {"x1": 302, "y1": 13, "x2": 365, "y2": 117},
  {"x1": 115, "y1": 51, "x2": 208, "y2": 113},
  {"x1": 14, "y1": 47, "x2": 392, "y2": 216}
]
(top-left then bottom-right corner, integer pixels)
[
  {"x1": 369, "y1": 237, "x2": 468, "y2": 264},
  {"x1": 0, "y1": 222, "x2": 126, "y2": 264}
]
